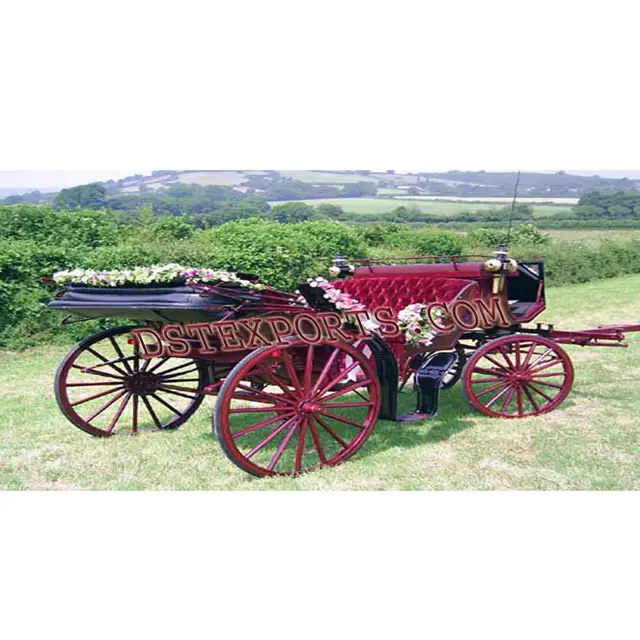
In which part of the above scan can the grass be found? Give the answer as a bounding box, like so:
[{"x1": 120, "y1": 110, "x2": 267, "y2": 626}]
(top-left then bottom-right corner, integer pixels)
[
  {"x1": 545, "y1": 229, "x2": 640, "y2": 245},
  {"x1": 2, "y1": 275, "x2": 640, "y2": 491}
]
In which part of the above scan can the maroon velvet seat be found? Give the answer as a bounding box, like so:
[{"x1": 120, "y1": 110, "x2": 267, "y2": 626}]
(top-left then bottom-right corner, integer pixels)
[{"x1": 333, "y1": 276, "x2": 478, "y2": 316}]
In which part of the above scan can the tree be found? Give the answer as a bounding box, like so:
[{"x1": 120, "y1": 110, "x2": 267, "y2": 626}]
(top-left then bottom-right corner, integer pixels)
[
  {"x1": 315, "y1": 203, "x2": 344, "y2": 219},
  {"x1": 270, "y1": 202, "x2": 315, "y2": 223},
  {"x1": 55, "y1": 182, "x2": 107, "y2": 210}
]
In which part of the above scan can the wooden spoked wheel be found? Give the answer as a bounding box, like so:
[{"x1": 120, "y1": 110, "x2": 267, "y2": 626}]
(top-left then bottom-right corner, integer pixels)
[
  {"x1": 55, "y1": 326, "x2": 208, "y2": 437},
  {"x1": 462, "y1": 335, "x2": 574, "y2": 419},
  {"x1": 214, "y1": 339, "x2": 381, "y2": 477}
]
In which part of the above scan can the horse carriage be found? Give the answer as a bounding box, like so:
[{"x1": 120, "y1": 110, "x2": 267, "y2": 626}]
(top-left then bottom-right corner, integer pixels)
[{"x1": 48, "y1": 250, "x2": 640, "y2": 477}]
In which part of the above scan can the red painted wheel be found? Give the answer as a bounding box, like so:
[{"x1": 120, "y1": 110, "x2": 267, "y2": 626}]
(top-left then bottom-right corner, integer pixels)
[
  {"x1": 55, "y1": 326, "x2": 208, "y2": 437},
  {"x1": 214, "y1": 339, "x2": 381, "y2": 477},
  {"x1": 462, "y1": 335, "x2": 574, "y2": 419}
]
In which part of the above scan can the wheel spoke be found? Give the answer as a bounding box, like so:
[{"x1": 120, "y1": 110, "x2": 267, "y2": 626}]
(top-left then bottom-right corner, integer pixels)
[
  {"x1": 522, "y1": 384, "x2": 540, "y2": 412},
  {"x1": 158, "y1": 386, "x2": 200, "y2": 401},
  {"x1": 106, "y1": 393, "x2": 132, "y2": 434},
  {"x1": 318, "y1": 379, "x2": 371, "y2": 403},
  {"x1": 66, "y1": 381, "x2": 123, "y2": 388},
  {"x1": 526, "y1": 382, "x2": 554, "y2": 403},
  {"x1": 521, "y1": 342, "x2": 537, "y2": 369},
  {"x1": 528, "y1": 348, "x2": 555, "y2": 370},
  {"x1": 310, "y1": 347, "x2": 340, "y2": 395},
  {"x1": 146, "y1": 357, "x2": 171, "y2": 374},
  {"x1": 316, "y1": 360, "x2": 361, "y2": 398},
  {"x1": 484, "y1": 384, "x2": 513, "y2": 408},
  {"x1": 109, "y1": 336, "x2": 134, "y2": 375},
  {"x1": 244, "y1": 416, "x2": 298, "y2": 459},
  {"x1": 71, "y1": 385, "x2": 124, "y2": 407},
  {"x1": 71, "y1": 364, "x2": 123, "y2": 381},
  {"x1": 86, "y1": 346, "x2": 129, "y2": 377},
  {"x1": 483, "y1": 353, "x2": 511, "y2": 372},
  {"x1": 473, "y1": 367, "x2": 507, "y2": 378},
  {"x1": 161, "y1": 367, "x2": 201, "y2": 381},
  {"x1": 235, "y1": 383, "x2": 296, "y2": 406},
  {"x1": 256, "y1": 365, "x2": 298, "y2": 400},
  {"x1": 315, "y1": 414, "x2": 348, "y2": 449},
  {"x1": 85, "y1": 389, "x2": 128, "y2": 423},
  {"x1": 132, "y1": 394, "x2": 139, "y2": 435},
  {"x1": 475, "y1": 381, "x2": 509, "y2": 397},
  {"x1": 233, "y1": 412, "x2": 296, "y2": 439},
  {"x1": 230, "y1": 406, "x2": 294, "y2": 414},
  {"x1": 304, "y1": 344, "x2": 315, "y2": 392},
  {"x1": 294, "y1": 418, "x2": 309, "y2": 474},
  {"x1": 157, "y1": 382, "x2": 201, "y2": 395},
  {"x1": 154, "y1": 360, "x2": 197, "y2": 377},
  {"x1": 528, "y1": 358, "x2": 564, "y2": 375},
  {"x1": 500, "y1": 386, "x2": 516, "y2": 414},
  {"x1": 308, "y1": 417, "x2": 328, "y2": 465},
  {"x1": 497, "y1": 346, "x2": 516, "y2": 369},
  {"x1": 516, "y1": 386, "x2": 524, "y2": 416},
  {"x1": 268, "y1": 418, "x2": 301, "y2": 472},
  {"x1": 150, "y1": 393, "x2": 182, "y2": 416},
  {"x1": 322, "y1": 401, "x2": 373, "y2": 409},
  {"x1": 529, "y1": 379, "x2": 565, "y2": 390},
  {"x1": 142, "y1": 395, "x2": 163, "y2": 429},
  {"x1": 281, "y1": 350, "x2": 302, "y2": 396},
  {"x1": 318, "y1": 410, "x2": 365, "y2": 430},
  {"x1": 471, "y1": 377, "x2": 506, "y2": 385}
]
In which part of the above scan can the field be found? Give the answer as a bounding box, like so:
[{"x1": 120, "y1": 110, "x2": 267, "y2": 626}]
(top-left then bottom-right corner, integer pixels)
[
  {"x1": 2, "y1": 275, "x2": 640, "y2": 491},
  {"x1": 269, "y1": 197, "x2": 575, "y2": 217}
]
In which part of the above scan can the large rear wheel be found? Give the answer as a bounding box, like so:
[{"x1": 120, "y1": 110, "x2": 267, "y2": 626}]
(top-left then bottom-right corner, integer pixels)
[{"x1": 214, "y1": 339, "x2": 381, "y2": 477}]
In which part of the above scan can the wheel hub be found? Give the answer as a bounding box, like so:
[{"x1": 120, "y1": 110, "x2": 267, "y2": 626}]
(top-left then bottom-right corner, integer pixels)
[
  {"x1": 124, "y1": 372, "x2": 162, "y2": 395},
  {"x1": 298, "y1": 400, "x2": 322, "y2": 415}
]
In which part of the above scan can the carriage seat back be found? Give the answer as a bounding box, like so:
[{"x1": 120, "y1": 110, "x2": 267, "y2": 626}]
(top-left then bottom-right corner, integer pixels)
[{"x1": 333, "y1": 276, "x2": 479, "y2": 315}]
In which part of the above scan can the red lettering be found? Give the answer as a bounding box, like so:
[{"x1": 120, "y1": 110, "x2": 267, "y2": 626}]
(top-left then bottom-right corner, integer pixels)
[
  {"x1": 373, "y1": 307, "x2": 401, "y2": 338},
  {"x1": 213, "y1": 321, "x2": 245, "y2": 351},
  {"x1": 321, "y1": 312, "x2": 353, "y2": 342},
  {"x1": 186, "y1": 323, "x2": 218, "y2": 355},
  {"x1": 293, "y1": 313, "x2": 324, "y2": 344},
  {"x1": 475, "y1": 296, "x2": 512, "y2": 328},
  {"x1": 451, "y1": 301, "x2": 480, "y2": 331},
  {"x1": 162, "y1": 325, "x2": 191, "y2": 357},
  {"x1": 131, "y1": 328, "x2": 165, "y2": 358}
]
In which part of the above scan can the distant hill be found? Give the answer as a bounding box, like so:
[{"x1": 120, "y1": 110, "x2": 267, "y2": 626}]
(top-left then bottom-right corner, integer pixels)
[
  {"x1": 101, "y1": 169, "x2": 640, "y2": 199},
  {"x1": 2, "y1": 169, "x2": 639, "y2": 204}
]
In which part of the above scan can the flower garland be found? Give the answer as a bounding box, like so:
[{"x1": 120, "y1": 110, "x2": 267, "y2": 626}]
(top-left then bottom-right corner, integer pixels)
[
  {"x1": 52, "y1": 264, "x2": 265, "y2": 291},
  {"x1": 397, "y1": 303, "x2": 446, "y2": 347},
  {"x1": 307, "y1": 277, "x2": 366, "y2": 312}
]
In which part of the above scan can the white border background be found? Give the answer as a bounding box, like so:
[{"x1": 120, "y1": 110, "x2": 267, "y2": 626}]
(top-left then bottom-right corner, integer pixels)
[{"x1": 2, "y1": 1, "x2": 639, "y2": 638}]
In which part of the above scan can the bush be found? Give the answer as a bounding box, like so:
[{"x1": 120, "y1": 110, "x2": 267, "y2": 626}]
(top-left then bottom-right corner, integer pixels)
[
  {"x1": 381, "y1": 229, "x2": 465, "y2": 256},
  {"x1": 195, "y1": 219, "x2": 369, "y2": 290},
  {"x1": 468, "y1": 224, "x2": 550, "y2": 248}
]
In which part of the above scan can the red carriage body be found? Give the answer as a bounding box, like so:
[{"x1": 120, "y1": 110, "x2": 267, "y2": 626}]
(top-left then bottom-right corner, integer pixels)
[{"x1": 49, "y1": 254, "x2": 640, "y2": 477}]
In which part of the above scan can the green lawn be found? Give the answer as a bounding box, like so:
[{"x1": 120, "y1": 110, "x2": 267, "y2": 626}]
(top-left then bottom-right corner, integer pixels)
[{"x1": 2, "y1": 275, "x2": 640, "y2": 490}]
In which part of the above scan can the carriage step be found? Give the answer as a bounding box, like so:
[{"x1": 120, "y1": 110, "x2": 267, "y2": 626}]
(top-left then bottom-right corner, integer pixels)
[{"x1": 398, "y1": 351, "x2": 460, "y2": 423}]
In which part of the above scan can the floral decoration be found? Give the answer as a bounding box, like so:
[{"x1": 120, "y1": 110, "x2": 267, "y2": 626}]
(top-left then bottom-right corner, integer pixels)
[
  {"x1": 397, "y1": 303, "x2": 445, "y2": 347},
  {"x1": 52, "y1": 264, "x2": 265, "y2": 291},
  {"x1": 307, "y1": 277, "x2": 366, "y2": 312}
]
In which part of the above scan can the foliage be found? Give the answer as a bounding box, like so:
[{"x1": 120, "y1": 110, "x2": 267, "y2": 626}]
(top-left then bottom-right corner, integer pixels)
[
  {"x1": 54, "y1": 182, "x2": 108, "y2": 210},
  {"x1": 468, "y1": 224, "x2": 551, "y2": 247}
]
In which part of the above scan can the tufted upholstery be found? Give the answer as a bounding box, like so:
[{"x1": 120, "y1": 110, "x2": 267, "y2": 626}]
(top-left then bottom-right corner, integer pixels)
[{"x1": 334, "y1": 276, "x2": 477, "y2": 315}]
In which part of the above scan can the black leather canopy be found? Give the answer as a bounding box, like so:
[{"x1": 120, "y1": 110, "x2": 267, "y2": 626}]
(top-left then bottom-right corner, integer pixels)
[{"x1": 48, "y1": 285, "x2": 260, "y2": 323}]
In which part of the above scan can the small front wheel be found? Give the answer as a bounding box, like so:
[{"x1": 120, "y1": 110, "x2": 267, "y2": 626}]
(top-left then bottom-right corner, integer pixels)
[
  {"x1": 462, "y1": 335, "x2": 574, "y2": 418},
  {"x1": 214, "y1": 339, "x2": 381, "y2": 477}
]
